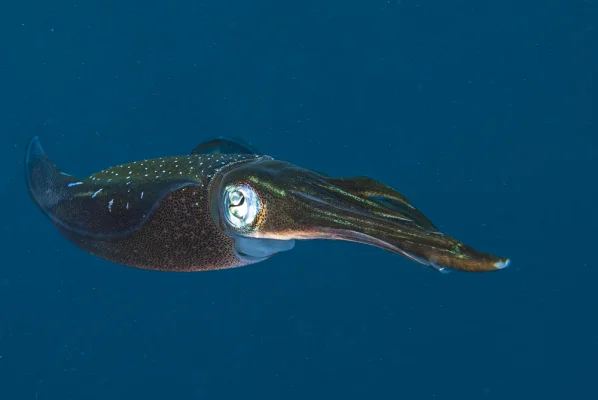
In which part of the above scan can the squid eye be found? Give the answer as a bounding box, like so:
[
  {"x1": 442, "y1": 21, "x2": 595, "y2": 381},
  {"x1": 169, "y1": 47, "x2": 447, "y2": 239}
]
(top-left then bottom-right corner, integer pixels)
[{"x1": 223, "y1": 184, "x2": 261, "y2": 229}]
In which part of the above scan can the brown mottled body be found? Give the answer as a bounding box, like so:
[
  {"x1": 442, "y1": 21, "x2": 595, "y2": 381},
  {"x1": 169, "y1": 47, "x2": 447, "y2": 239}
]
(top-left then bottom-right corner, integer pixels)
[
  {"x1": 26, "y1": 136, "x2": 268, "y2": 271},
  {"x1": 60, "y1": 186, "x2": 242, "y2": 271}
]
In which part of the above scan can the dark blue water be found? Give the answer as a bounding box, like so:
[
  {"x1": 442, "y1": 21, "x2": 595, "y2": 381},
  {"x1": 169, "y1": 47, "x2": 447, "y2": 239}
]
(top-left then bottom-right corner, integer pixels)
[{"x1": 1, "y1": 1, "x2": 596, "y2": 399}]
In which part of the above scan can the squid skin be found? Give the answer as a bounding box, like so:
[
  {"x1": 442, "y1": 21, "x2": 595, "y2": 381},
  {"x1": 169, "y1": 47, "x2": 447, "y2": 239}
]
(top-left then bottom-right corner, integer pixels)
[{"x1": 25, "y1": 136, "x2": 510, "y2": 273}]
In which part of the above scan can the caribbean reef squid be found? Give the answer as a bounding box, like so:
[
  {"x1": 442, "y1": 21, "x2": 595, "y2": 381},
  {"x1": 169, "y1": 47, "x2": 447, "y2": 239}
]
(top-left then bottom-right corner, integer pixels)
[{"x1": 25, "y1": 136, "x2": 510, "y2": 273}]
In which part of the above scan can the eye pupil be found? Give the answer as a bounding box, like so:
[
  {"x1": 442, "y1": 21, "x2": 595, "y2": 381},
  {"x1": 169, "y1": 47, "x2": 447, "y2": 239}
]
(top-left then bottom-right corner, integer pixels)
[{"x1": 228, "y1": 191, "x2": 245, "y2": 207}]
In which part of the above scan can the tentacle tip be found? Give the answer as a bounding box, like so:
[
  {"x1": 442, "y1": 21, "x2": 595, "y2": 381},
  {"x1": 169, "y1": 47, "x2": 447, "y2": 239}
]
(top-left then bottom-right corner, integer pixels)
[{"x1": 494, "y1": 258, "x2": 511, "y2": 270}]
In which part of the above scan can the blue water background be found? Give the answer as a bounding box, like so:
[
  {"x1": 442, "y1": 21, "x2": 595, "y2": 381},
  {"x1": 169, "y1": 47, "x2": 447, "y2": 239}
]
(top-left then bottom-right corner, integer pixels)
[{"x1": 0, "y1": 1, "x2": 596, "y2": 399}]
